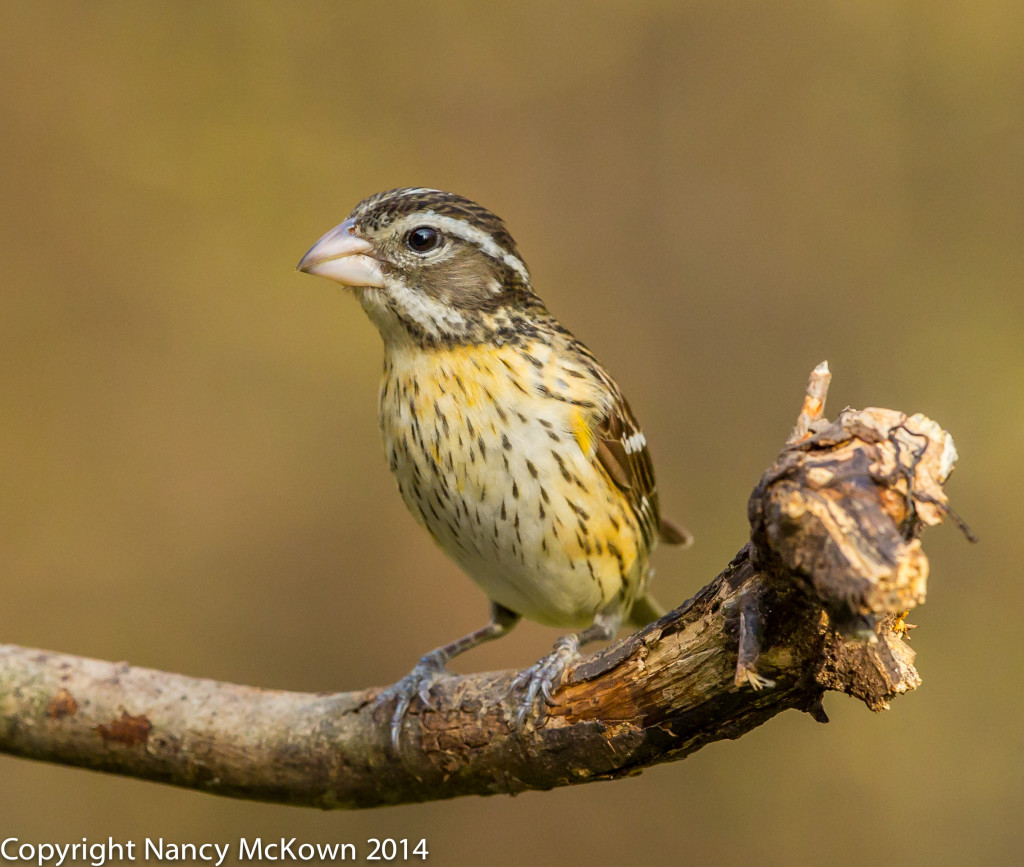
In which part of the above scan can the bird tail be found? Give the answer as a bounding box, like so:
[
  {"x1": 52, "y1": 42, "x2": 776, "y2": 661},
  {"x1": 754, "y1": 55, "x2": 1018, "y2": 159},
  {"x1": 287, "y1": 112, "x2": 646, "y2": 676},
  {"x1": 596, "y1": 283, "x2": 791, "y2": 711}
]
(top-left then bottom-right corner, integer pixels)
[{"x1": 658, "y1": 516, "x2": 693, "y2": 546}]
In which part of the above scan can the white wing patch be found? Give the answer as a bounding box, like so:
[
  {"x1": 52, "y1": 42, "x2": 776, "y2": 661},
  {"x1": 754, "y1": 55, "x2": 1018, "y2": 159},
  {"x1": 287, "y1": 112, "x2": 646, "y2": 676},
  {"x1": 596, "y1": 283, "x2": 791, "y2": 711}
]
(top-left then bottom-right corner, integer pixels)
[{"x1": 623, "y1": 431, "x2": 647, "y2": 455}]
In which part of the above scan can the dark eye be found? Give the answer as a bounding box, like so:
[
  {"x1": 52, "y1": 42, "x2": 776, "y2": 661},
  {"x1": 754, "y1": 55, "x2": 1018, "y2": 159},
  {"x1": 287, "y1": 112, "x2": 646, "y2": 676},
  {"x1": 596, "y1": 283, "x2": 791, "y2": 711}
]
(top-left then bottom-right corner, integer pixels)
[{"x1": 406, "y1": 226, "x2": 440, "y2": 254}]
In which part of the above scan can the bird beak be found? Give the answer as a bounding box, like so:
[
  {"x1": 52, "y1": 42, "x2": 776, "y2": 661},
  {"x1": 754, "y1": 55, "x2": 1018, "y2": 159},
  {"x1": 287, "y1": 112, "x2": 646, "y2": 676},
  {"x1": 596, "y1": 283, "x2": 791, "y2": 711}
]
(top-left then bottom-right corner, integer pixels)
[{"x1": 296, "y1": 218, "x2": 385, "y2": 288}]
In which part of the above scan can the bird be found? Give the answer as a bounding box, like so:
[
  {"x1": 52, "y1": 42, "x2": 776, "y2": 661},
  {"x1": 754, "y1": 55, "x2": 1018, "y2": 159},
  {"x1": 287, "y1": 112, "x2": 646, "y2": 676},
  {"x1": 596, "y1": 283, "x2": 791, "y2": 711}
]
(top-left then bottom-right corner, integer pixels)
[{"x1": 297, "y1": 188, "x2": 689, "y2": 747}]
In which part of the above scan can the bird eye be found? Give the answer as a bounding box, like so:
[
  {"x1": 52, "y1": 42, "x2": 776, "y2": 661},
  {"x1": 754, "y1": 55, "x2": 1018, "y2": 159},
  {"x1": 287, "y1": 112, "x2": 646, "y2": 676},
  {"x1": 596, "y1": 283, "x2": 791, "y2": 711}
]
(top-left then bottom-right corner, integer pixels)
[{"x1": 406, "y1": 226, "x2": 440, "y2": 254}]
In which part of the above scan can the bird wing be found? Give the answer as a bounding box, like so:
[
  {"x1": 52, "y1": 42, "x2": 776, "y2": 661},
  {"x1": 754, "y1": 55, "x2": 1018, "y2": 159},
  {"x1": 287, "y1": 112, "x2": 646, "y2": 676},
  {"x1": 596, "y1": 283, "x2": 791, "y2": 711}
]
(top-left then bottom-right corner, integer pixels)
[{"x1": 591, "y1": 379, "x2": 691, "y2": 549}]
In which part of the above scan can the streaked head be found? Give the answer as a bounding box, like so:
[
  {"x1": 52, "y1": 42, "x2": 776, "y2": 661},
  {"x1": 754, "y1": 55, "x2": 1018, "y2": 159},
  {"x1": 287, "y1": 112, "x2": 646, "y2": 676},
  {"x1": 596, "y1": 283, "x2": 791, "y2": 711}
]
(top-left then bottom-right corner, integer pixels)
[{"x1": 298, "y1": 188, "x2": 543, "y2": 346}]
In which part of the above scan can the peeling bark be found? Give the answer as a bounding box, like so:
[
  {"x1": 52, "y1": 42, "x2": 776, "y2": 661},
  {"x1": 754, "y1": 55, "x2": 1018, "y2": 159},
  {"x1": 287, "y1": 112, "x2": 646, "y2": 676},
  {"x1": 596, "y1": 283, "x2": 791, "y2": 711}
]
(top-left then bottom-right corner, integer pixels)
[{"x1": 0, "y1": 364, "x2": 967, "y2": 808}]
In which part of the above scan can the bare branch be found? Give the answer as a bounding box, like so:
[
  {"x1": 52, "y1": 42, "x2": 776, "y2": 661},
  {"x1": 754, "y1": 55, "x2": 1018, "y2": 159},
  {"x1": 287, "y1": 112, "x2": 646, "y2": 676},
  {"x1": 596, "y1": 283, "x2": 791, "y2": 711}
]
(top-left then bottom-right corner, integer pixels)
[{"x1": 0, "y1": 365, "x2": 962, "y2": 808}]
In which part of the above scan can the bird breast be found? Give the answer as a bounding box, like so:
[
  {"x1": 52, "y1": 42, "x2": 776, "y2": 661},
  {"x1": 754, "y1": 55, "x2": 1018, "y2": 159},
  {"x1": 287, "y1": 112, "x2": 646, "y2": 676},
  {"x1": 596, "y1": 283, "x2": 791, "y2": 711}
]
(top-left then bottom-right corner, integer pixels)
[{"x1": 376, "y1": 341, "x2": 647, "y2": 628}]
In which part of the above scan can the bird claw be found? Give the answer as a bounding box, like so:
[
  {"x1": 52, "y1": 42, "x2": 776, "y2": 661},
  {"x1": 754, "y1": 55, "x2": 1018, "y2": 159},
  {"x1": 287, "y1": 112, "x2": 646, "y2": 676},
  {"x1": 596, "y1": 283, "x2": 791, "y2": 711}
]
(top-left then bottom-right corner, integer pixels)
[
  {"x1": 377, "y1": 651, "x2": 449, "y2": 750},
  {"x1": 736, "y1": 664, "x2": 776, "y2": 691},
  {"x1": 509, "y1": 636, "x2": 579, "y2": 731}
]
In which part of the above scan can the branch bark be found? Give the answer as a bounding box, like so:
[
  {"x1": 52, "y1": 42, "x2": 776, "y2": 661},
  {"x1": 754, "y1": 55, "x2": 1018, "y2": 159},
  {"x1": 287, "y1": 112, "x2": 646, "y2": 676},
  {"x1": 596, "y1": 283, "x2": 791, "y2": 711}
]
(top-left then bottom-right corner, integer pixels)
[{"x1": 0, "y1": 364, "x2": 964, "y2": 809}]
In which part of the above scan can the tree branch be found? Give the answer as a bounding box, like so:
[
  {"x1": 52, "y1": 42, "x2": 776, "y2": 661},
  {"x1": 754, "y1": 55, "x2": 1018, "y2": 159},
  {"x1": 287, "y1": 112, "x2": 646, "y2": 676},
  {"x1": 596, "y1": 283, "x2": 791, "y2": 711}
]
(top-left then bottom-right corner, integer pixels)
[{"x1": 0, "y1": 364, "x2": 965, "y2": 808}]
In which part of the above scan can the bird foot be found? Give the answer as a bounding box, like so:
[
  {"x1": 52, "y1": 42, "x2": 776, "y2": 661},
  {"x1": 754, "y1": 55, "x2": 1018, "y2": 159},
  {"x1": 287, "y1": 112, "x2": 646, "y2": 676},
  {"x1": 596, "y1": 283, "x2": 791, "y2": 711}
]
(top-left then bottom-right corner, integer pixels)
[
  {"x1": 377, "y1": 650, "x2": 449, "y2": 750},
  {"x1": 735, "y1": 664, "x2": 776, "y2": 691},
  {"x1": 509, "y1": 634, "x2": 580, "y2": 731}
]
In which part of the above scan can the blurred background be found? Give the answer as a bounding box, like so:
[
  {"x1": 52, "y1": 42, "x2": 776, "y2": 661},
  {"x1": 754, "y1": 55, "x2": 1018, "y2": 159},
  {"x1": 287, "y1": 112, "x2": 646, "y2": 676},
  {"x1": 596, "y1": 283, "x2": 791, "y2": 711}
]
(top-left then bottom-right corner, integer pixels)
[{"x1": 1, "y1": 1, "x2": 1020, "y2": 864}]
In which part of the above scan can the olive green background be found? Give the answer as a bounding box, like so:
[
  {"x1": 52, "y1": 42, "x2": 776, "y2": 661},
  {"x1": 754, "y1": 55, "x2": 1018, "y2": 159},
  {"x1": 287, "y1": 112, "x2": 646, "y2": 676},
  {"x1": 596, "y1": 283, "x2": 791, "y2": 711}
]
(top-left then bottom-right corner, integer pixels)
[{"x1": 1, "y1": 2, "x2": 1020, "y2": 865}]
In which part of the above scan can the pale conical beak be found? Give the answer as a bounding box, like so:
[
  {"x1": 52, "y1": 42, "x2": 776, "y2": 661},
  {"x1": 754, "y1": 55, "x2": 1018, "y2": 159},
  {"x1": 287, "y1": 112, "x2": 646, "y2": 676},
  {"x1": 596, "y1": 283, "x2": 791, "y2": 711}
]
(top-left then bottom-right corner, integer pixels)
[{"x1": 296, "y1": 218, "x2": 385, "y2": 288}]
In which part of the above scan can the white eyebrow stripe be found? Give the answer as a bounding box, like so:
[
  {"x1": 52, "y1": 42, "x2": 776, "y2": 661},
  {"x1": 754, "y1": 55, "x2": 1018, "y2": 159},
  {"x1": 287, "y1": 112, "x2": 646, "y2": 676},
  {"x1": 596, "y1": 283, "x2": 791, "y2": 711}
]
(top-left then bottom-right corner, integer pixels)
[{"x1": 405, "y1": 212, "x2": 531, "y2": 284}]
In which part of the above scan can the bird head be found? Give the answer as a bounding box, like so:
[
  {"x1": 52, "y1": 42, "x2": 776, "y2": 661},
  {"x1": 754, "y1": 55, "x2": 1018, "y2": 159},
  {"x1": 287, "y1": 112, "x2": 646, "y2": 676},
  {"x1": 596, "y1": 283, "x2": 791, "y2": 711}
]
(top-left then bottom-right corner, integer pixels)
[{"x1": 298, "y1": 188, "x2": 543, "y2": 347}]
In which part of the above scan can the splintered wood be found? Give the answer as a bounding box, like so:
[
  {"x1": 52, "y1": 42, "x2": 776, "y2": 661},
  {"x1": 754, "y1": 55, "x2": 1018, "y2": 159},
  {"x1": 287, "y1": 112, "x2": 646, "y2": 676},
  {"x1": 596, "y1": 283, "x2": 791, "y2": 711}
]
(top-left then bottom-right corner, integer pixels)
[
  {"x1": 751, "y1": 362, "x2": 959, "y2": 627},
  {"x1": 788, "y1": 360, "x2": 832, "y2": 444}
]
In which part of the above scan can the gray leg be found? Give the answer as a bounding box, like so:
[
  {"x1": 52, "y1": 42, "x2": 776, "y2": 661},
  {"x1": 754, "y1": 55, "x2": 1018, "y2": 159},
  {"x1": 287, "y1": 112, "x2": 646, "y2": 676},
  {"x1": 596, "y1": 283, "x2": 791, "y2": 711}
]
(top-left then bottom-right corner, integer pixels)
[
  {"x1": 510, "y1": 610, "x2": 622, "y2": 731},
  {"x1": 734, "y1": 588, "x2": 775, "y2": 690},
  {"x1": 382, "y1": 602, "x2": 520, "y2": 749}
]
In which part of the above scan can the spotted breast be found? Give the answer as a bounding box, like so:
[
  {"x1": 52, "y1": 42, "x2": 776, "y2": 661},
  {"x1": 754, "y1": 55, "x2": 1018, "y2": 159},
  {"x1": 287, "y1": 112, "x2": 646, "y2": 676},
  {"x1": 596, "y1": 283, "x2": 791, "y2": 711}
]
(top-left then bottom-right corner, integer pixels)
[{"x1": 379, "y1": 338, "x2": 647, "y2": 629}]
